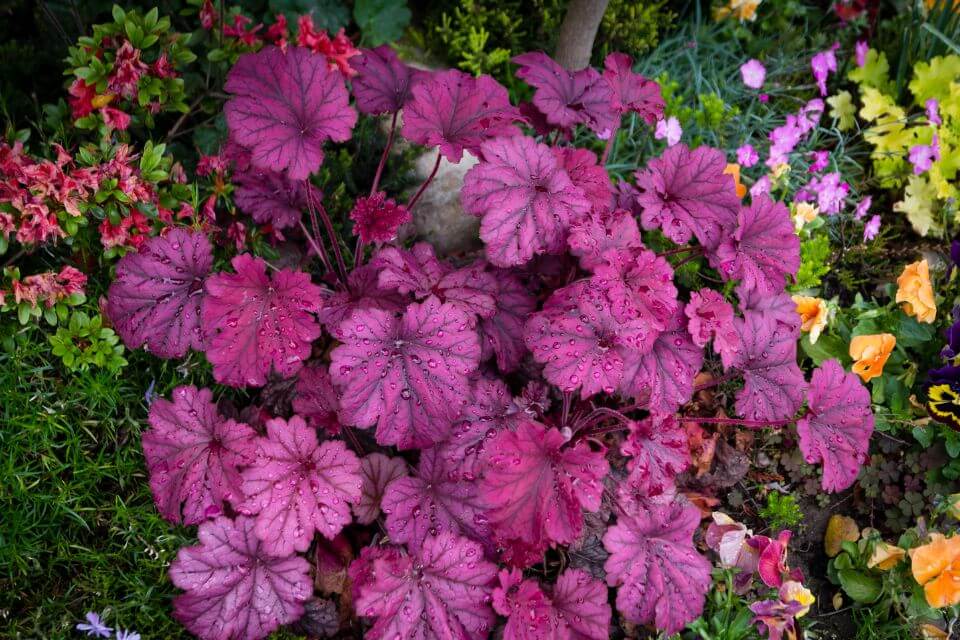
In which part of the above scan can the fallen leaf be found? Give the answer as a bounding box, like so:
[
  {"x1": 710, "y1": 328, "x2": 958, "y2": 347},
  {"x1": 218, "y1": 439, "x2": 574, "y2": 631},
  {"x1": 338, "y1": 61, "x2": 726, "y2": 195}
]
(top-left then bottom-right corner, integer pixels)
[{"x1": 824, "y1": 514, "x2": 860, "y2": 557}]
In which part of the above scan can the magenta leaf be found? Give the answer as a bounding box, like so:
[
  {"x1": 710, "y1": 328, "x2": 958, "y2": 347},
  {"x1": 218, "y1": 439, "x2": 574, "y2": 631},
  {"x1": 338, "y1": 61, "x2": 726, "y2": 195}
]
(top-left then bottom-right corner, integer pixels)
[
  {"x1": 233, "y1": 166, "x2": 320, "y2": 230},
  {"x1": 479, "y1": 269, "x2": 537, "y2": 371},
  {"x1": 553, "y1": 147, "x2": 614, "y2": 213},
  {"x1": 738, "y1": 288, "x2": 801, "y2": 337},
  {"x1": 524, "y1": 280, "x2": 650, "y2": 399},
  {"x1": 513, "y1": 52, "x2": 618, "y2": 136},
  {"x1": 568, "y1": 208, "x2": 643, "y2": 272},
  {"x1": 602, "y1": 53, "x2": 664, "y2": 124},
  {"x1": 619, "y1": 309, "x2": 704, "y2": 415},
  {"x1": 797, "y1": 359, "x2": 874, "y2": 492},
  {"x1": 329, "y1": 297, "x2": 481, "y2": 449},
  {"x1": 225, "y1": 46, "x2": 357, "y2": 180},
  {"x1": 551, "y1": 568, "x2": 612, "y2": 640},
  {"x1": 350, "y1": 533, "x2": 497, "y2": 640},
  {"x1": 238, "y1": 415, "x2": 362, "y2": 556},
  {"x1": 291, "y1": 362, "x2": 340, "y2": 434},
  {"x1": 401, "y1": 69, "x2": 522, "y2": 162},
  {"x1": 603, "y1": 501, "x2": 712, "y2": 634},
  {"x1": 685, "y1": 288, "x2": 740, "y2": 363},
  {"x1": 729, "y1": 312, "x2": 806, "y2": 422},
  {"x1": 593, "y1": 248, "x2": 678, "y2": 329},
  {"x1": 316, "y1": 263, "x2": 405, "y2": 332},
  {"x1": 492, "y1": 569, "x2": 559, "y2": 640},
  {"x1": 462, "y1": 135, "x2": 591, "y2": 267},
  {"x1": 350, "y1": 45, "x2": 423, "y2": 115},
  {"x1": 373, "y1": 243, "x2": 497, "y2": 317},
  {"x1": 169, "y1": 515, "x2": 311, "y2": 640},
  {"x1": 107, "y1": 228, "x2": 211, "y2": 359},
  {"x1": 382, "y1": 447, "x2": 490, "y2": 548},
  {"x1": 621, "y1": 413, "x2": 690, "y2": 484},
  {"x1": 202, "y1": 254, "x2": 323, "y2": 387},
  {"x1": 143, "y1": 385, "x2": 257, "y2": 525},
  {"x1": 714, "y1": 196, "x2": 800, "y2": 296},
  {"x1": 437, "y1": 377, "x2": 520, "y2": 482},
  {"x1": 355, "y1": 453, "x2": 408, "y2": 525},
  {"x1": 480, "y1": 419, "x2": 609, "y2": 559},
  {"x1": 634, "y1": 144, "x2": 740, "y2": 249}
]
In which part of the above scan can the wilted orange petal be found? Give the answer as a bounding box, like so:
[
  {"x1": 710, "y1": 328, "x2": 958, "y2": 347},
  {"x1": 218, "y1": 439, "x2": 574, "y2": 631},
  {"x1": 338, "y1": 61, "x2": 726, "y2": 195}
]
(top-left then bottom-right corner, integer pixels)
[{"x1": 868, "y1": 542, "x2": 906, "y2": 570}]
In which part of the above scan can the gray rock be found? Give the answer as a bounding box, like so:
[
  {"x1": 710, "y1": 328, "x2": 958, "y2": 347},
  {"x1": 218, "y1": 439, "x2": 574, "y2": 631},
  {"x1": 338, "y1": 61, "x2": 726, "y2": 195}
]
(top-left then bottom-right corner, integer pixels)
[{"x1": 410, "y1": 151, "x2": 481, "y2": 256}]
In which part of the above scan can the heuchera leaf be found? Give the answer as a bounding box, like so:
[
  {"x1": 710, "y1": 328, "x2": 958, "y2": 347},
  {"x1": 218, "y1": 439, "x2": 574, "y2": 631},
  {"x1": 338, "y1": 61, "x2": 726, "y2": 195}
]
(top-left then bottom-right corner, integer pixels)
[
  {"x1": 202, "y1": 254, "x2": 323, "y2": 387},
  {"x1": 714, "y1": 196, "x2": 800, "y2": 296},
  {"x1": 797, "y1": 359, "x2": 875, "y2": 492},
  {"x1": 350, "y1": 533, "x2": 497, "y2": 640},
  {"x1": 567, "y1": 209, "x2": 643, "y2": 272},
  {"x1": 373, "y1": 243, "x2": 498, "y2": 317},
  {"x1": 685, "y1": 288, "x2": 740, "y2": 363},
  {"x1": 107, "y1": 228, "x2": 212, "y2": 358},
  {"x1": 551, "y1": 568, "x2": 613, "y2": 640},
  {"x1": 738, "y1": 288, "x2": 801, "y2": 337},
  {"x1": 143, "y1": 385, "x2": 257, "y2": 525},
  {"x1": 169, "y1": 515, "x2": 311, "y2": 640},
  {"x1": 233, "y1": 166, "x2": 321, "y2": 230},
  {"x1": 634, "y1": 144, "x2": 740, "y2": 249},
  {"x1": 238, "y1": 415, "x2": 362, "y2": 556},
  {"x1": 553, "y1": 147, "x2": 614, "y2": 213},
  {"x1": 603, "y1": 501, "x2": 712, "y2": 634},
  {"x1": 492, "y1": 569, "x2": 559, "y2": 640},
  {"x1": 225, "y1": 46, "x2": 357, "y2": 180},
  {"x1": 437, "y1": 377, "x2": 521, "y2": 482},
  {"x1": 479, "y1": 268, "x2": 537, "y2": 371},
  {"x1": 329, "y1": 297, "x2": 481, "y2": 449},
  {"x1": 291, "y1": 362, "x2": 341, "y2": 433},
  {"x1": 513, "y1": 52, "x2": 619, "y2": 136},
  {"x1": 621, "y1": 413, "x2": 690, "y2": 485},
  {"x1": 462, "y1": 135, "x2": 591, "y2": 267},
  {"x1": 593, "y1": 248, "x2": 678, "y2": 329},
  {"x1": 728, "y1": 312, "x2": 806, "y2": 422},
  {"x1": 350, "y1": 45, "x2": 423, "y2": 115},
  {"x1": 479, "y1": 420, "x2": 609, "y2": 562},
  {"x1": 619, "y1": 309, "x2": 704, "y2": 415},
  {"x1": 602, "y1": 53, "x2": 664, "y2": 124},
  {"x1": 354, "y1": 452, "x2": 408, "y2": 525},
  {"x1": 316, "y1": 263, "x2": 405, "y2": 332},
  {"x1": 524, "y1": 280, "x2": 650, "y2": 399},
  {"x1": 382, "y1": 447, "x2": 490, "y2": 548},
  {"x1": 401, "y1": 69, "x2": 522, "y2": 162}
]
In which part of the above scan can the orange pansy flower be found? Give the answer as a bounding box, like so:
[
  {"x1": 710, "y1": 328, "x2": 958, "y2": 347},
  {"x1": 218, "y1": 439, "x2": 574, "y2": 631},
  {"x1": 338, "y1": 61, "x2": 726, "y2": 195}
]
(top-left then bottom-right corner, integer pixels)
[
  {"x1": 896, "y1": 259, "x2": 937, "y2": 323},
  {"x1": 724, "y1": 163, "x2": 747, "y2": 198},
  {"x1": 910, "y1": 533, "x2": 960, "y2": 608},
  {"x1": 849, "y1": 333, "x2": 896, "y2": 382},
  {"x1": 793, "y1": 296, "x2": 828, "y2": 343}
]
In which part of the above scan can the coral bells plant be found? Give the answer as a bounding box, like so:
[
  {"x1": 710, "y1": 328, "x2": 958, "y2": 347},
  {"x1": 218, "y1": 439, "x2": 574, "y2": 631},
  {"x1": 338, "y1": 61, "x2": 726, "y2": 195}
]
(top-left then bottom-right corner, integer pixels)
[{"x1": 107, "y1": 39, "x2": 877, "y2": 640}]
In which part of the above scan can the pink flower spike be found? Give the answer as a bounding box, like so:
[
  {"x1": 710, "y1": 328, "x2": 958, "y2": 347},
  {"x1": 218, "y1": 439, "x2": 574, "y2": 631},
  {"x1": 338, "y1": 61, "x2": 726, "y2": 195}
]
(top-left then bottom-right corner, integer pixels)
[
  {"x1": 797, "y1": 359, "x2": 875, "y2": 492},
  {"x1": 349, "y1": 192, "x2": 412, "y2": 243},
  {"x1": 863, "y1": 214, "x2": 881, "y2": 242},
  {"x1": 740, "y1": 59, "x2": 766, "y2": 89},
  {"x1": 654, "y1": 116, "x2": 682, "y2": 146},
  {"x1": 810, "y1": 43, "x2": 839, "y2": 96},
  {"x1": 927, "y1": 98, "x2": 942, "y2": 126},
  {"x1": 736, "y1": 144, "x2": 759, "y2": 167},
  {"x1": 855, "y1": 40, "x2": 869, "y2": 68}
]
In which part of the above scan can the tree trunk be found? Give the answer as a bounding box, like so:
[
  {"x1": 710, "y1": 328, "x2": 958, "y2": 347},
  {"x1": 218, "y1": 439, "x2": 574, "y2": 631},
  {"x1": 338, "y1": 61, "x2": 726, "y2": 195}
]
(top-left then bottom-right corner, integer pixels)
[{"x1": 553, "y1": 0, "x2": 610, "y2": 70}]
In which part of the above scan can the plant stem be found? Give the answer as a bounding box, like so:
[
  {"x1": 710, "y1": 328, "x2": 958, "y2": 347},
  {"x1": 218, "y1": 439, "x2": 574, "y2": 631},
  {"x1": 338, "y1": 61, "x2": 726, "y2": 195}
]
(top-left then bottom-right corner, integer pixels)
[
  {"x1": 406, "y1": 150, "x2": 442, "y2": 211},
  {"x1": 657, "y1": 245, "x2": 703, "y2": 258},
  {"x1": 370, "y1": 111, "x2": 398, "y2": 196},
  {"x1": 686, "y1": 416, "x2": 795, "y2": 428},
  {"x1": 310, "y1": 190, "x2": 349, "y2": 288},
  {"x1": 299, "y1": 220, "x2": 333, "y2": 278}
]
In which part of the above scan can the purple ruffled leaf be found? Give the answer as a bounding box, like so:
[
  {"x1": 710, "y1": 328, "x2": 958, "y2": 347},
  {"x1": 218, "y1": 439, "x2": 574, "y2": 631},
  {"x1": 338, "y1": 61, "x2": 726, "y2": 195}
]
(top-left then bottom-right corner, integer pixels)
[
  {"x1": 225, "y1": 46, "x2": 357, "y2": 180},
  {"x1": 291, "y1": 362, "x2": 340, "y2": 434},
  {"x1": 729, "y1": 312, "x2": 806, "y2": 422},
  {"x1": 143, "y1": 385, "x2": 257, "y2": 525},
  {"x1": 551, "y1": 568, "x2": 612, "y2": 640},
  {"x1": 797, "y1": 359, "x2": 875, "y2": 492},
  {"x1": 316, "y1": 263, "x2": 406, "y2": 332},
  {"x1": 593, "y1": 248, "x2": 678, "y2": 329},
  {"x1": 238, "y1": 415, "x2": 362, "y2": 556},
  {"x1": 479, "y1": 268, "x2": 537, "y2": 371},
  {"x1": 107, "y1": 228, "x2": 212, "y2": 358},
  {"x1": 329, "y1": 297, "x2": 481, "y2": 449},
  {"x1": 602, "y1": 53, "x2": 664, "y2": 124},
  {"x1": 401, "y1": 69, "x2": 522, "y2": 162},
  {"x1": 553, "y1": 147, "x2": 614, "y2": 213},
  {"x1": 202, "y1": 254, "x2": 322, "y2": 387},
  {"x1": 350, "y1": 45, "x2": 424, "y2": 115},
  {"x1": 169, "y1": 515, "x2": 311, "y2": 640},
  {"x1": 603, "y1": 501, "x2": 712, "y2": 635},
  {"x1": 354, "y1": 453, "x2": 408, "y2": 525},
  {"x1": 621, "y1": 413, "x2": 690, "y2": 485},
  {"x1": 233, "y1": 167, "x2": 320, "y2": 230},
  {"x1": 567, "y1": 208, "x2": 643, "y2": 272},
  {"x1": 462, "y1": 135, "x2": 591, "y2": 267}
]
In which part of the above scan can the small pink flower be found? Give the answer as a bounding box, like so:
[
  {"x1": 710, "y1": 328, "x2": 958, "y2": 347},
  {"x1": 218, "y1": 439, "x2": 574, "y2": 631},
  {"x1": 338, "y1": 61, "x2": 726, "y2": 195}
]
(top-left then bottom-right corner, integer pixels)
[
  {"x1": 349, "y1": 192, "x2": 412, "y2": 244},
  {"x1": 737, "y1": 144, "x2": 759, "y2": 167},
  {"x1": 749, "y1": 175, "x2": 771, "y2": 198},
  {"x1": 854, "y1": 195, "x2": 871, "y2": 220},
  {"x1": 740, "y1": 59, "x2": 767, "y2": 89},
  {"x1": 101, "y1": 107, "x2": 131, "y2": 130},
  {"x1": 808, "y1": 150, "x2": 829, "y2": 173},
  {"x1": 759, "y1": 93, "x2": 770, "y2": 103},
  {"x1": 863, "y1": 214, "x2": 881, "y2": 241},
  {"x1": 909, "y1": 134, "x2": 941, "y2": 175},
  {"x1": 927, "y1": 98, "x2": 942, "y2": 126},
  {"x1": 811, "y1": 43, "x2": 839, "y2": 96},
  {"x1": 855, "y1": 40, "x2": 869, "y2": 67},
  {"x1": 654, "y1": 116, "x2": 682, "y2": 146}
]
